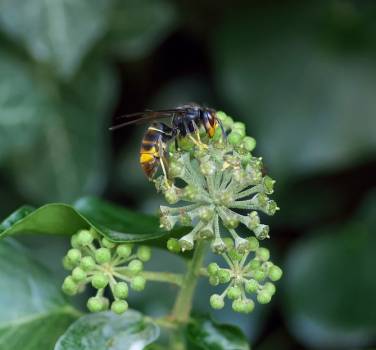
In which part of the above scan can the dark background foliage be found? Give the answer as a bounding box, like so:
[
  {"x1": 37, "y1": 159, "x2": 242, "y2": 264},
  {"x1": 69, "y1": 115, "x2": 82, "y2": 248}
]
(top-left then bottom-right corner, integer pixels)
[{"x1": 0, "y1": 0, "x2": 375, "y2": 349}]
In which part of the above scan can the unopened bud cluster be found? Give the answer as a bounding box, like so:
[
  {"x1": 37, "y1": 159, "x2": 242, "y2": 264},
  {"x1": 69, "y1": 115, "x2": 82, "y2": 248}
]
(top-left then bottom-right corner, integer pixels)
[
  {"x1": 62, "y1": 228, "x2": 151, "y2": 314},
  {"x1": 207, "y1": 238, "x2": 282, "y2": 313},
  {"x1": 158, "y1": 111, "x2": 279, "y2": 253}
]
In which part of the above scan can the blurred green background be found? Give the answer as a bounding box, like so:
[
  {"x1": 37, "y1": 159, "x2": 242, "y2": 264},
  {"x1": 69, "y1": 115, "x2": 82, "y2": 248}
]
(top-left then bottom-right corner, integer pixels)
[{"x1": 0, "y1": 0, "x2": 375, "y2": 349}]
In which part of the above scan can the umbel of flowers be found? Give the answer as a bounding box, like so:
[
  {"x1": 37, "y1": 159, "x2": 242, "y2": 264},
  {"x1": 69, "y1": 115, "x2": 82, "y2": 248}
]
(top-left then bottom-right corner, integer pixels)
[{"x1": 156, "y1": 111, "x2": 282, "y2": 312}]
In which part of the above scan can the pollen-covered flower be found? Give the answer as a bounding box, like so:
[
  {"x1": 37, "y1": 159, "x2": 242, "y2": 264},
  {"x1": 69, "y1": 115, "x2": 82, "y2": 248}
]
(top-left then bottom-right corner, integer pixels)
[
  {"x1": 62, "y1": 228, "x2": 151, "y2": 314},
  {"x1": 157, "y1": 111, "x2": 279, "y2": 253}
]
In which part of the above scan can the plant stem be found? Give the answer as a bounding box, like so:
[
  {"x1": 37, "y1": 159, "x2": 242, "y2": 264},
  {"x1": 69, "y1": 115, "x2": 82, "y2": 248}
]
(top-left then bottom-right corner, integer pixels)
[
  {"x1": 171, "y1": 241, "x2": 206, "y2": 323},
  {"x1": 114, "y1": 269, "x2": 183, "y2": 286}
]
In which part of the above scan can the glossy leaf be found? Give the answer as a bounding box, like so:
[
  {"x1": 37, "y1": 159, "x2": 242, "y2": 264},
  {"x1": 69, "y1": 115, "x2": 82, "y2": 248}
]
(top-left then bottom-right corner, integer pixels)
[
  {"x1": 0, "y1": 0, "x2": 113, "y2": 78},
  {"x1": 0, "y1": 197, "x2": 188, "y2": 244},
  {"x1": 55, "y1": 310, "x2": 159, "y2": 350},
  {"x1": 212, "y1": 4, "x2": 376, "y2": 180},
  {"x1": 7, "y1": 60, "x2": 116, "y2": 203},
  {"x1": 187, "y1": 316, "x2": 250, "y2": 350},
  {"x1": 0, "y1": 239, "x2": 80, "y2": 350},
  {"x1": 283, "y1": 192, "x2": 376, "y2": 348},
  {"x1": 0, "y1": 51, "x2": 47, "y2": 162},
  {"x1": 107, "y1": 0, "x2": 177, "y2": 60}
]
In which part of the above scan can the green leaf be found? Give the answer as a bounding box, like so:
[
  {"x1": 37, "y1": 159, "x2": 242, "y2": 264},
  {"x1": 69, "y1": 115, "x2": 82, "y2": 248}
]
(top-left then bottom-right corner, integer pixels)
[
  {"x1": 283, "y1": 194, "x2": 376, "y2": 348},
  {"x1": 107, "y1": 0, "x2": 178, "y2": 60},
  {"x1": 55, "y1": 310, "x2": 159, "y2": 350},
  {"x1": 0, "y1": 51, "x2": 47, "y2": 162},
  {"x1": 0, "y1": 0, "x2": 113, "y2": 78},
  {"x1": 0, "y1": 197, "x2": 188, "y2": 244},
  {"x1": 187, "y1": 316, "x2": 250, "y2": 350},
  {"x1": 212, "y1": 4, "x2": 376, "y2": 179},
  {"x1": 7, "y1": 58, "x2": 116, "y2": 203},
  {"x1": 0, "y1": 239, "x2": 80, "y2": 350}
]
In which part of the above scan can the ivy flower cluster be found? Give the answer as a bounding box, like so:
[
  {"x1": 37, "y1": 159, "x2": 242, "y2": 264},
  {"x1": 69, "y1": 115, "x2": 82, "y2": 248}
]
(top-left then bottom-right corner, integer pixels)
[
  {"x1": 62, "y1": 228, "x2": 151, "y2": 314},
  {"x1": 158, "y1": 111, "x2": 278, "y2": 253},
  {"x1": 155, "y1": 111, "x2": 283, "y2": 312},
  {"x1": 207, "y1": 237, "x2": 282, "y2": 313}
]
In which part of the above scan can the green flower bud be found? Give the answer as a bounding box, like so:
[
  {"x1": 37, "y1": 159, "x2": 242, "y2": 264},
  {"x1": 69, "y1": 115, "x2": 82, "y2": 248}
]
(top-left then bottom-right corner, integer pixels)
[
  {"x1": 116, "y1": 244, "x2": 132, "y2": 259},
  {"x1": 95, "y1": 248, "x2": 111, "y2": 264},
  {"x1": 200, "y1": 160, "x2": 216, "y2": 176},
  {"x1": 91, "y1": 273, "x2": 109, "y2": 289},
  {"x1": 227, "y1": 248, "x2": 243, "y2": 262},
  {"x1": 111, "y1": 300, "x2": 128, "y2": 314},
  {"x1": 228, "y1": 131, "x2": 243, "y2": 145},
  {"x1": 89, "y1": 227, "x2": 100, "y2": 240},
  {"x1": 227, "y1": 286, "x2": 242, "y2": 300},
  {"x1": 253, "y1": 224, "x2": 270, "y2": 240},
  {"x1": 223, "y1": 237, "x2": 234, "y2": 250},
  {"x1": 232, "y1": 122, "x2": 246, "y2": 137},
  {"x1": 263, "y1": 282, "x2": 276, "y2": 296},
  {"x1": 211, "y1": 238, "x2": 226, "y2": 254},
  {"x1": 101, "y1": 297, "x2": 110, "y2": 311},
  {"x1": 257, "y1": 290, "x2": 272, "y2": 304},
  {"x1": 244, "y1": 299, "x2": 255, "y2": 313},
  {"x1": 87, "y1": 297, "x2": 105, "y2": 313},
  {"x1": 70, "y1": 234, "x2": 80, "y2": 249},
  {"x1": 131, "y1": 276, "x2": 146, "y2": 291},
  {"x1": 63, "y1": 256, "x2": 75, "y2": 270},
  {"x1": 242, "y1": 136, "x2": 256, "y2": 152},
  {"x1": 247, "y1": 259, "x2": 261, "y2": 270},
  {"x1": 217, "y1": 269, "x2": 231, "y2": 284},
  {"x1": 169, "y1": 160, "x2": 184, "y2": 178},
  {"x1": 137, "y1": 246, "x2": 151, "y2": 262},
  {"x1": 216, "y1": 111, "x2": 227, "y2": 122},
  {"x1": 209, "y1": 275, "x2": 220, "y2": 286},
  {"x1": 67, "y1": 249, "x2": 81, "y2": 265},
  {"x1": 222, "y1": 214, "x2": 239, "y2": 229},
  {"x1": 113, "y1": 282, "x2": 129, "y2": 299},
  {"x1": 179, "y1": 136, "x2": 195, "y2": 151},
  {"x1": 232, "y1": 299, "x2": 245, "y2": 313},
  {"x1": 179, "y1": 213, "x2": 192, "y2": 226},
  {"x1": 72, "y1": 267, "x2": 87, "y2": 282},
  {"x1": 167, "y1": 238, "x2": 181, "y2": 253},
  {"x1": 165, "y1": 186, "x2": 180, "y2": 204},
  {"x1": 128, "y1": 259, "x2": 143, "y2": 274},
  {"x1": 179, "y1": 234, "x2": 194, "y2": 251},
  {"x1": 218, "y1": 192, "x2": 234, "y2": 206},
  {"x1": 262, "y1": 176, "x2": 275, "y2": 194},
  {"x1": 77, "y1": 229, "x2": 94, "y2": 246},
  {"x1": 222, "y1": 116, "x2": 234, "y2": 129},
  {"x1": 234, "y1": 236, "x2": 250, "y2": 253},
  {"x1": 198, "y1": 223, "x2": 215, "y2": 239},
  {"x1": 256, "y1": 247, "x2": 270, "y2": 262},
  {"x1": 246, "y1": 211, "x2": 260, "y2": 230},
  {"x1": 183, "y1": 184, "x2": 198, "y2": 201},
  {"x1": 207, "y1": 263, "x2": 220, "y2": 276},
  {"x1": 80, "y1": 256, "x2": 96, "y2": 271},
  {"x1": 102, "y1": 238, "x2": 116, "y2": 249},
  {"x1": 199, "y1": 206, "x2": 215, "y2": 222},
  {"x1": 247, "y1": 237, "x2": 259, "y2": 251},
  {"x1": 265, "y1": 200, "x2": 279, "y2": 216},
  {"x1": 253, "y1": 269, "x2": 266, "y2": 281},
  {"x1": 62, "y1": 276, "x2": 78, "y2": 296},
  {"x1": 245, "y1": 279, "x2": 259, "y2": 294},
  {"x1": 269, "y1": 265, "x2": 283, "y2": 281},
  {"x1": 210, "y1": 294, "x2": 225, "y2": 309}
]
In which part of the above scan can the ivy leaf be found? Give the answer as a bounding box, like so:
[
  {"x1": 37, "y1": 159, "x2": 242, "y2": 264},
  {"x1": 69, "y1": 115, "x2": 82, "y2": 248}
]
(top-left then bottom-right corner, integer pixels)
[
  {"x1": 107, "y1": 0, "x2": 178, "y2": 60},
  {"x1": 0, "y1": 0, "x2": 113, "y2": 78},
  {"x1": 187, "y1": 316, "x2": 250, "y2": 350},
  {"x1": 0, "y1": 239, "x2": 80, "y2": 350},
  {"x1": 0, "y1": 197, "x2": 188, "y2": 244},
  {"x1": 55, "y1": 310, "x2": 159, "y2": 350},
  {"x1": 283, "y1": 192, "x2": 376, "y2": 348},
  {"x1": 7, "y1": 59, "x2": 116, "y2": 203},
  {"x1": 212, "y1": 4, "x2": 376, "y2": 179}
]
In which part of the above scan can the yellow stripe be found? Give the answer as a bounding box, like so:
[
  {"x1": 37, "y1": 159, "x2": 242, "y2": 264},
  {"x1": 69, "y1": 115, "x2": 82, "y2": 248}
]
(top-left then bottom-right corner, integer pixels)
[{"x1": 140, "y1": 153, "x2": 155, "y2": 163}]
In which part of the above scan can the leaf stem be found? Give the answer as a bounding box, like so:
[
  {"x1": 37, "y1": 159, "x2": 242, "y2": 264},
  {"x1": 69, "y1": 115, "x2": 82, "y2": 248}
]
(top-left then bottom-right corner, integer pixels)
[{"x1": 170, "y1": 241, "x2": 207, "y2": 323}]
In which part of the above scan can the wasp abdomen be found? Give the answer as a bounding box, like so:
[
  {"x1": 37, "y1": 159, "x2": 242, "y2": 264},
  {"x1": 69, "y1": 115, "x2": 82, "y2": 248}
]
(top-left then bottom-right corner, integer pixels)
[{"x1": 139, "y1": 122, "x2": 172, "y2": 178}]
